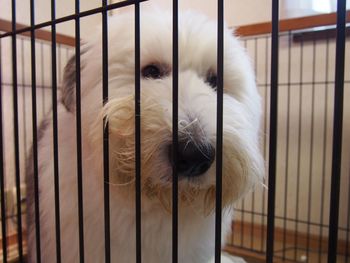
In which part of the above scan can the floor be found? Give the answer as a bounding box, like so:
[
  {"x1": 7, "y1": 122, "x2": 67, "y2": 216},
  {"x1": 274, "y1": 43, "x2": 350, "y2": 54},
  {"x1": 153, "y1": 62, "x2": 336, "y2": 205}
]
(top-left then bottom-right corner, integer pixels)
[{"x1": 226, "y1": 223, "x2": 349, "y2": 263}]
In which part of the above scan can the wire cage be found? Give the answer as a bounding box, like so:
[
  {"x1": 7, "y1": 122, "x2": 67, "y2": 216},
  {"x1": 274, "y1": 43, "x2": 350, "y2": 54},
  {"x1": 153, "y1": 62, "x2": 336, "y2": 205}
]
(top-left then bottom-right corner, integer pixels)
[
  {"x1": 0, "y1": 0, "x2": 349, "y2": 262},
  {"x1": 227, "y1": 29, "x2": 350, "y2": 262}
]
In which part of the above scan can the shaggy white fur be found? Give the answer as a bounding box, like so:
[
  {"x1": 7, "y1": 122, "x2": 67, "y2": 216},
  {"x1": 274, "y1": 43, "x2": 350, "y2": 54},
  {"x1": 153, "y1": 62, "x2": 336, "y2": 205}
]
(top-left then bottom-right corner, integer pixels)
[{"x1": 26, "y1": 10, "x2": 263, "y2": 263}]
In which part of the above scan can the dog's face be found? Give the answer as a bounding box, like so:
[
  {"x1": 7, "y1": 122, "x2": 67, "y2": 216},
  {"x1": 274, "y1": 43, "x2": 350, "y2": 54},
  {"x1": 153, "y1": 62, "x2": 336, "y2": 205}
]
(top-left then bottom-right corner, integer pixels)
[{"x1": 63, "y1": 11, "x2": 264, "y2": 213}]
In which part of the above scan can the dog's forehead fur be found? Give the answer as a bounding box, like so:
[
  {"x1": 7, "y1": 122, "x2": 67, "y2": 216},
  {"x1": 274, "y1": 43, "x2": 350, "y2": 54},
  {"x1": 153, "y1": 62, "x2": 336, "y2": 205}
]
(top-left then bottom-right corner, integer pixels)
[{"x1": 73, "y1": 11, "x2": 259, "y2": 121}]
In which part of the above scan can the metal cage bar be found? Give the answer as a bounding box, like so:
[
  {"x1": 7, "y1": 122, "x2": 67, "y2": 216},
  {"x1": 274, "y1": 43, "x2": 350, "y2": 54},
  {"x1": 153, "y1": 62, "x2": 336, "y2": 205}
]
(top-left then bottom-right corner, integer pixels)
[
  {"x1": 266, "y1": 0, "x2": 279, "y2": 262},
  {"x1": 50, "y1": 1, "x2": 62, "y2": 262},
  {"x1": 75, "y1": 0, "x2": 85, "y2": 261},
  {"x1": 215, "y1": 0, "x2": 224, "y2": 262},
  {"x1": 134, "y1": 1, "x2": 142, "y2": 262},
  {"x1": 327, "y1": 0, "x2": 347, "y2": 262},
  {"x1": 102, "y1": 1, "x2": 111, "y2": 262},
  {"x1": 172, "y1": 0, "x2": 179, "y2": 262},
  {"x1": 30, "y1": 0, "x2": 41, "y2": 262},
  {"x1": 11, "y1": 1, "x2": 24, "y2": 261},
  {"x1": 0, "y1": 0, "x2": 149, "y2": 40}
]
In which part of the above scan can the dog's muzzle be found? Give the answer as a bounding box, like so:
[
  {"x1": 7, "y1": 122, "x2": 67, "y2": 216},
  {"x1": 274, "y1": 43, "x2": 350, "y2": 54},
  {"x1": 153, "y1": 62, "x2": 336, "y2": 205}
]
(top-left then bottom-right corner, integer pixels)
[{"x1": 168, "y1": 141, "x2": 215, "y2": 177}]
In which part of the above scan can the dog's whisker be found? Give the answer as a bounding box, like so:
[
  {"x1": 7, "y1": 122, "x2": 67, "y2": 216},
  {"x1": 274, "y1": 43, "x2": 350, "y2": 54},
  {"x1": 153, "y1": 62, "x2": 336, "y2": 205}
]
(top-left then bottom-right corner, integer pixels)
[{"x1": 181, "y1": 118, "x2": 199, "y2": 130}]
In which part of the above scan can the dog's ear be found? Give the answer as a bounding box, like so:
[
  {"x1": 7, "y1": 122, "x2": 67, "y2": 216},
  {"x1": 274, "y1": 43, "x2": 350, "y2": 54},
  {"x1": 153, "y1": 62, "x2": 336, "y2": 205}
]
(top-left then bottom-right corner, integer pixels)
[
  {"x1": 61, "y1": 46, "x2": 88, "y2": 112},
  {"x1": 61, "y1": 54, "x2": 77, "y2": 112}
]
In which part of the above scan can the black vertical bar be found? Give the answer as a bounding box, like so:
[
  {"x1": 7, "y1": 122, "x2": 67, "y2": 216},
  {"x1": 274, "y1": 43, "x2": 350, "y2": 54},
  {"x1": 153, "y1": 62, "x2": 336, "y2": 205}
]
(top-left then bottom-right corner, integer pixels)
[
  {"x1": 318, "y1": 33, "x2": 330, "y2": 263},
  {"x1": 327, "y1": 0, "x2": 346, "y2": 262},
  {"x1": 215, "y1": 0, "x2": 224, "y2": 262},
  {"x1": 306, "y1": 36, "x2": 317, "y2": 261},
  {"x1": 134, "y1": 1, "x2": 141, "y2": 262},
  {"x1": 51, "y1": 0, "x2": 62, "y2": 262},
  {"x1": 0, "y1": 39, "x2": 8, "y2": 263},
  {"x1": 266, "y1": 0, "x2": 279, "y2": 262},
  {"x1": 282, "y1": 31, "x2": 292, "y2": 261},
  {"x1": 30, "y1": 0, "x2": 41, "y2": 261},
  {"x1": 102, "y1": 1, "x2": 111, "y2": 262},
  {"x1": 75, "y1": 0, "x2": 84, "y2": 262},
  {"x1": 294, "y1": 37, "x2": 303, "y2": 261},
  {"x1": 172, "y1": 0, "x2": 179, "y2": 262},
  {"x1": 11, "y1": 1, "x2": 24, "y2": 260}
]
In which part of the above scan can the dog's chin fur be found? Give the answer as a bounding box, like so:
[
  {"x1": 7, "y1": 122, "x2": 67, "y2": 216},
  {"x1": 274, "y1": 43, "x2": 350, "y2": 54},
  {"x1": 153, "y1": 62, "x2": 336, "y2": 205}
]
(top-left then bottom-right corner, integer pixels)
[{"x1": 27, "y1": 10, "x2": 264, "y2": 263}]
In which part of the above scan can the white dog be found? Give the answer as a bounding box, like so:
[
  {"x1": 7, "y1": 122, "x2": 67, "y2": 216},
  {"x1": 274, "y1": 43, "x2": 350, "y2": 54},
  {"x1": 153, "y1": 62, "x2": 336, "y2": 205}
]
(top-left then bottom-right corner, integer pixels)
[{"x1": 26, "y1": 10, "x2": 263, "y2": 263}]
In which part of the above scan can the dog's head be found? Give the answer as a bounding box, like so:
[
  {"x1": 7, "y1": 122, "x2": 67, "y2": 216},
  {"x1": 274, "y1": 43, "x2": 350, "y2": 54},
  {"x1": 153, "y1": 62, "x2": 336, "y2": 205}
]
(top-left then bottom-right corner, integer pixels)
[{"x1": 62, "y1": 11, "x2": 264, "y2": 214}]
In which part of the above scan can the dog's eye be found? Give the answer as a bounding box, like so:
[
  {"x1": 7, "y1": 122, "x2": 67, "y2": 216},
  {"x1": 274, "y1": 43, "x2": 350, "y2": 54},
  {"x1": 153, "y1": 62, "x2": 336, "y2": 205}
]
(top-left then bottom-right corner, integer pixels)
[
  {"x1": 142, "y1": 64, "x2": 162, "y2": 79},
  {"x1": 206, "y1": 73, "x2": 217, "y2": 90}
]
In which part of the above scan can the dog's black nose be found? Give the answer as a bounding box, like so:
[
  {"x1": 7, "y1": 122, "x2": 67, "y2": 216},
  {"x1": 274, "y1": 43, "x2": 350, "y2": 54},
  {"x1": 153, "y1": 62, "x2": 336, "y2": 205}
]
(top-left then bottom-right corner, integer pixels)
[{"x1": 168, "y1": 141, "x2": 215, "y2": 177}]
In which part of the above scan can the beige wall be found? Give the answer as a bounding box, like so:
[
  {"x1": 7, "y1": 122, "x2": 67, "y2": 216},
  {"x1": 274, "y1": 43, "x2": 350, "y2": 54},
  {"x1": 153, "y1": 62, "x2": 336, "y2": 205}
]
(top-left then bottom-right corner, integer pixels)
[
  {"x1": 240, "y1": 35, "x2": 350, "y2": 239},
  {"x1": 113, "y1": 0, "x2": 350, "y2": 27},
  {"x1": 113, "y1": 0, "x2": 272, "y2": 27}
]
